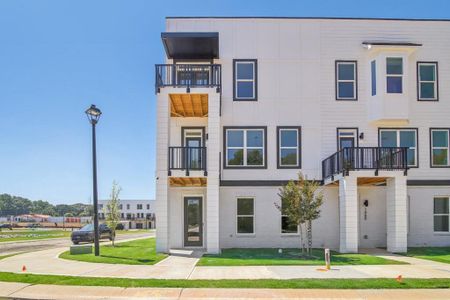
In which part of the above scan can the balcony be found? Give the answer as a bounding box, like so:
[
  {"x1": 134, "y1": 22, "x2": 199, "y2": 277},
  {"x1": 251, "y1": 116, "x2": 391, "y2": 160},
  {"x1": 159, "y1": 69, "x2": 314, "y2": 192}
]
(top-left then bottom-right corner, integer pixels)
[
  {"x1": 168, "y1": 146, "x2": 207, "y2": 176},
  {"x1": 155, "y1": 64, "x2": 221, "y2": 92},
  {"x1": 322, "y1": 147, "x2": 408, "y2": 181}
]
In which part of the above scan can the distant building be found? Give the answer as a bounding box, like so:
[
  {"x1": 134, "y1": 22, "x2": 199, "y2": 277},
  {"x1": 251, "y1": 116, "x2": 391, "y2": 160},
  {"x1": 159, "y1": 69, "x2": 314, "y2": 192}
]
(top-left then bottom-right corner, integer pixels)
[
  {"x1": 14, "y1": 214, "x2": 50, "y2": 222},
  {"x1": 98, "y1": 199, "x2": 155, "y2": 229}
]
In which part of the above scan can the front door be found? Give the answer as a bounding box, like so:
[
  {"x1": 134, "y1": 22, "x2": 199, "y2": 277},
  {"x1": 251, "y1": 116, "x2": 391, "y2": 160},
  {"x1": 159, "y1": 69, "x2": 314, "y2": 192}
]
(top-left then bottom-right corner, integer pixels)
[
  {"x1": 184, "y1": 197, "x2": 203, "y2": 247},
  {"x1": 339, "y1": 137, "x2": 355, "y2": 150},
  {"x1": 185, "y1": 137, "x2": 202, "y2": 169}
]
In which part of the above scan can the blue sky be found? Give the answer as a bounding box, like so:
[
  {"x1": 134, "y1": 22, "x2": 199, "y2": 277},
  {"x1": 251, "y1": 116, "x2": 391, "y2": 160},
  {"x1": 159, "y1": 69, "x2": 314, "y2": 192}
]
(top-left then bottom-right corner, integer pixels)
[{"x1": 0, "y1": 0, "x2": 449, "y2": 205}]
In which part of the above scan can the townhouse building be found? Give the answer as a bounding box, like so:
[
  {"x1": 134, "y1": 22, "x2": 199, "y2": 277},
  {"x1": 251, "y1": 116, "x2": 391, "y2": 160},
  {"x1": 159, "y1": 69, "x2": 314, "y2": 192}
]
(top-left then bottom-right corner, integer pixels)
[
  {"x1": 155, "y1": 17, "x2": 450, "y2": 254},
  {"x1": 98, "y1": 199, "x2": 155, "y2": 229}
]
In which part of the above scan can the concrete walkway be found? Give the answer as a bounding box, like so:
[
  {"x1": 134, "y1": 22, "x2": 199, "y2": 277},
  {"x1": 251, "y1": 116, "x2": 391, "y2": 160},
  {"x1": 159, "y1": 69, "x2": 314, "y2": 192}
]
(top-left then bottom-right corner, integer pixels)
[
  {"x1": 1, "y1": 247, "x2": 450, "y2": 279},
  {"x1": 1, "y1": 282, "x2": 450, "y2": 299}
]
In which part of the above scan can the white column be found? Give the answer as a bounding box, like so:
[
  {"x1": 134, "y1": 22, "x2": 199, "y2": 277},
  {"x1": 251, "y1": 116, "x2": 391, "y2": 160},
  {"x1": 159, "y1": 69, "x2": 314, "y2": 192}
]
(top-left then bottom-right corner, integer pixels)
[
  {"x1": 155, "y1": 91, "x2": 170, "y2": 253},
  {"x1": 386, "y1": 176, "x2": 408, "y2": 253},
  {"x1": 206, "y1": 92, "x2": 220, "y2": 254},
  {"x1": 339, "y1": 176, "x2": 358, "y2": 253}
]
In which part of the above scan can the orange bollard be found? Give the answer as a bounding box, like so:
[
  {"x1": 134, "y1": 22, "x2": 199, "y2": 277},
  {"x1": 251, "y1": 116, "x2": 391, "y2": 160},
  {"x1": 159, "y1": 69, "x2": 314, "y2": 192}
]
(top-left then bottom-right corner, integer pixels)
[
  {"x1": 396, "y1": 275, "x2": 402, "y2": 283},
  {"x1": 22, "y1": 265, "x2": 27, "y2": 272}
]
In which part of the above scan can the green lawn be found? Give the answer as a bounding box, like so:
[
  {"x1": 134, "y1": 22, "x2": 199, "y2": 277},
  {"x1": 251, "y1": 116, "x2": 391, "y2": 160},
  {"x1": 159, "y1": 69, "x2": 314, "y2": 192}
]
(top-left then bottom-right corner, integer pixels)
[
  {"x1": 0, "y1": 230, "x2": 71, "y2": 242},
  {"x1": 407, "y1": 247, "x2": 450, "y2": 264},
  {"x1": 116, "y1": 229, "x2": 154, "y2": 235},
  {"x1": 198, "y1": 248, "x2": 406, "y2": 266},
  {"x1": 0, "y1": 272, "x2": 448, "y2": 289},
  {"x1": 59, "y1": 238, "x2": 167, "y2": 265}
]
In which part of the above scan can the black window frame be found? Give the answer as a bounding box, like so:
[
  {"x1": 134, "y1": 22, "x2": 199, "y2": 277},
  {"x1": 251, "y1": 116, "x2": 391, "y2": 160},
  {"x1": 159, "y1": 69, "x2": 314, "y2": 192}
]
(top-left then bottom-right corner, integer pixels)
[
  {"x1": 277, "y1": 126, "x2": 302, "y2": 169},
  {"x1": 233, "y1": 59, "x2": 258, "y2": 101},
  {"x1": 417, "y1": 61, "x2": 439, "y2": 101},
  {"x1": 430, "y1": 128, "x2": 450, "y2": 168},
  {"x1": 378, "y1": 128, "x2": 419, "y2": 168},
  {"x1": 335, "y1": 60, "x2": 358, "y2": 101},
  {"x1": 386, "y1": 57, "x2": 404, "y2": 94},
  {"x1": 433, "y1": 196, "x2": 449, "y2": 233},
  {"x1": 223, "y1": 126, "x2": 267, "y2": 169}
]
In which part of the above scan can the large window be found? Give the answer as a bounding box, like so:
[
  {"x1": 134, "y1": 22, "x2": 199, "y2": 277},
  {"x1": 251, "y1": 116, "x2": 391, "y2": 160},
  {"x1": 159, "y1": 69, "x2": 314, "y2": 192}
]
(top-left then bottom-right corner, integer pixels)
[
  {"x1": 434, "y1": 197, "x2": 449, "y2": 233},
  {"x1": 336, "y1": 61, "x2": 357, "y2": 100},
  {"x1": 137, "y1": 204, "x2": 143, "y2": 210},
  {"x1": 225, "y1": 127, "x2": 266, "y2": 168},
  {"x1": 386, "y1": 57, "x2": 403, "y2": 94},
  {"x1": 379, "y1": 129, "x2": 418, "y2": 167},
  {"x1": 281, "y1": 199, "x2": 298, "y2": 234},
  {"x1": 418, "y1": 62, "x2": 438, "y2": 101},
  {"x1": 233, "y1": 60, "x2": 257, "y2": 100},
  {"x1": 277, "y1": 127, "x2": 301, "y2": 168},
  {"x1": 430, "y1": 129, "x2": 450, "y2": 167},
  {"x1": 237, "y1": 198, "x2": 254, "y2": 234}
]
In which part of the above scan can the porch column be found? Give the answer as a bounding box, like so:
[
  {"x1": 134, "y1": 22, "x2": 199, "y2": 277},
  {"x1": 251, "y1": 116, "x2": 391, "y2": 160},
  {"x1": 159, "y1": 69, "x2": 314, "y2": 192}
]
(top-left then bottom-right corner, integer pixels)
[
  {"x1": 155, "y1": 91, "x2": 170, "y2": 253},
  {"x1": 339, "y1": 176, "x2": 358, "y2": 253},
  {"x1": 386, "y1": 176, "x2": 408, "y2": 253},
  {"x1": 206, "y1": 92, "x2": 220, "y2": 254}
]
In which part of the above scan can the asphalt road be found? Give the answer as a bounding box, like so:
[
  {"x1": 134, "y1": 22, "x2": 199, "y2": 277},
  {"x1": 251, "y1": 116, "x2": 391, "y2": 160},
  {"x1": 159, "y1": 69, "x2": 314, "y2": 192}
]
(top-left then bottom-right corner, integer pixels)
[{"x1": 0, "y1": 231, "x2": 155, "y2": 256}]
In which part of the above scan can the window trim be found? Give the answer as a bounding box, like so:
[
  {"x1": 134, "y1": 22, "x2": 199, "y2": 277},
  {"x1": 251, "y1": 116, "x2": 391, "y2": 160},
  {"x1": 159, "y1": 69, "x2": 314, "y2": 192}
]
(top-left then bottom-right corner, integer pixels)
[
  {"x1": 335, "y1": 60, "x2": 358, "y2": 101},
  {"x1": 223, "y1": 126, "x2": 267, "y2": 169},
  {"x1": 378, "y1": 128, "x2": 419, "y2": 168},
  {"x1": 417, "y1": 61, "x2": 439, "y2": 101},
  {"x1": 386, "y1": 57, "x2": 404, "y2": 94},
  {"x1": 277, "y1": 126, "x2": 302, "y2": 169},
  {"x1": 433, "y1": 196, "x2": 449, "y2": 234},
  {"x1": 236, "y1": 197, "x2": 255, "y2": 235},
  {"x1": 233, "y1": 59, "x2": 258, "y2": 101},
  {"x1": 430, "y1": 128, "x2": 450, "y2": 168}
]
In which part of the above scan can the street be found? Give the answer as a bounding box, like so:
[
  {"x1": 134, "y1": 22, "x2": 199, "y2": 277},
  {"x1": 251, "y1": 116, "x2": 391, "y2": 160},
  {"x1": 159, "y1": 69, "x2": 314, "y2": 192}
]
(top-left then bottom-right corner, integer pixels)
[{"x1": 0, "y1": 231, "x2": 155, "y2": 256}]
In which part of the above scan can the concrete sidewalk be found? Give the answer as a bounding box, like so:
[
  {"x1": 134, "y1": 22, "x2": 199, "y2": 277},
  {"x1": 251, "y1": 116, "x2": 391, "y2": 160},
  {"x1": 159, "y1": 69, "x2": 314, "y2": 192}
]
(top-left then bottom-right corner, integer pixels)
[
  {"x1": 1, "y1": 282, "x2": 450, "y2": 299},
  {"x1": 1, "y1": 246, "x2": 450, "y2": 279}
]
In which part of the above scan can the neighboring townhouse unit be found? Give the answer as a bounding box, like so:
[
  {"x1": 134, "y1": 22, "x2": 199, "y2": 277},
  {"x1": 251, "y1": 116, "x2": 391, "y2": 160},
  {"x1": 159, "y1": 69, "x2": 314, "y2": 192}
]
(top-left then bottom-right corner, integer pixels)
[
  {"x1": 98, "y1": 199, "x2": 155, "y2": 229},
  {"x1": 155, "y1": 17, "x2": 450, "y2": 254}
]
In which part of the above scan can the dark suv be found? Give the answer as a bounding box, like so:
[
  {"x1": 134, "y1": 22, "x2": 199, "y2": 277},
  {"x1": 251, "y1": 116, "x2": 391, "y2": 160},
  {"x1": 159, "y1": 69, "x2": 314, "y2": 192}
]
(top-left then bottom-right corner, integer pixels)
[{"x1": 71, "y1": 224, "x2": 114, "y2": 244}]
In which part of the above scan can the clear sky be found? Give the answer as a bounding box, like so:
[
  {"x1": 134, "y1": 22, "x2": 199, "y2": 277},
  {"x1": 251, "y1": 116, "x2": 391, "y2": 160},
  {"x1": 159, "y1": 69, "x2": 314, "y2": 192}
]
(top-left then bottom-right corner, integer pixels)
[{"x1": 0, "y1": 0, "x2": 449, "y2": 205}]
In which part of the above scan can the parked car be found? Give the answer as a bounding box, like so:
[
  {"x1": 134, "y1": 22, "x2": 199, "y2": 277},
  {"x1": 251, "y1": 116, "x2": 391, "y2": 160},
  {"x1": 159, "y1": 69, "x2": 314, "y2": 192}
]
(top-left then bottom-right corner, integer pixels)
[
  {"x1": 71, "y1": 224, "x2": 114, "y2": 244},
  {"x1": 0, "y1": 223, "x2": 12, "y2": 230},
  {"x1": 115, "y1": 223, "x2": 124, "y2": 230}
]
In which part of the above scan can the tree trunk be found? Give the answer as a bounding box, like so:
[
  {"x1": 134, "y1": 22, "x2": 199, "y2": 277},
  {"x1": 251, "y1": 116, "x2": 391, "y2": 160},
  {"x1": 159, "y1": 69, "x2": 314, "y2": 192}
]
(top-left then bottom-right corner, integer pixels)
[
  {"x1": 307, "y1": 221, "x2": 312, "y2": 256},
  {"x1": 299, "y1": 223, "x2": 304, "y2": 256}
]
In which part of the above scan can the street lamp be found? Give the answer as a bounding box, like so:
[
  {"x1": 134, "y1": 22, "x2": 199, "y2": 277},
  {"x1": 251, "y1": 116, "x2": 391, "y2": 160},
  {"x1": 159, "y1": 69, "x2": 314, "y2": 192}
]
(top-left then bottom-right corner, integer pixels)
[{"x1": 85, "y1": 104, "x2": 102, "y2": 256}]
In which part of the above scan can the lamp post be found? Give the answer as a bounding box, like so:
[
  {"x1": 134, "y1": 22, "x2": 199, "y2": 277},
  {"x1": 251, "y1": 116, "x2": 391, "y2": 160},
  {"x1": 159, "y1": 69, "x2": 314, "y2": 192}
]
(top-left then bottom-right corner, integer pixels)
[{"x1": 85, "y1": 104, "x2": 102, "y2": 256}]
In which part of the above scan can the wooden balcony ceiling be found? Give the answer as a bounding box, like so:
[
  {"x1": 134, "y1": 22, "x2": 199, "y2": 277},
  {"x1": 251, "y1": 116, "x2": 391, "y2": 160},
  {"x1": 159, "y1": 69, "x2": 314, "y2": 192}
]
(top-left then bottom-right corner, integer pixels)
[
  {"x1": 169, "y1": 177, "x2": 207, "y2": 187},
  {"x1": 358, "y1": 177, "x2": 388, "y2": 186},
  {"x1": 169, "y1": 94, "x2": 208, "y2": 117}
]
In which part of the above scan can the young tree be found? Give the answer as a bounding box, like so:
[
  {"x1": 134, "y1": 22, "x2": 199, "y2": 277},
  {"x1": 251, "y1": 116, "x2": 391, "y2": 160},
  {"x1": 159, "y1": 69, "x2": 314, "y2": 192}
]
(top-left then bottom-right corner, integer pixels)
[
  {"x1": 275, "y1": 173, "x2": 323, "y2": 257},
  {"x1": 104, "y1": 181, "x2": 121, "y2": 246}
]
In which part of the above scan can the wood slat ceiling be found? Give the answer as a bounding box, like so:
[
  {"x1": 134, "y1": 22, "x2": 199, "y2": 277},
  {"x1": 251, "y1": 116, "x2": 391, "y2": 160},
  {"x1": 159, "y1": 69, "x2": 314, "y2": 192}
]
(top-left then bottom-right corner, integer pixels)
[
  {"x1": 169, "y1": 177, "x2": 207, "y2": 187},
  {"x1": 169, "y1": 94, "x2": 208, "y2": 117}
]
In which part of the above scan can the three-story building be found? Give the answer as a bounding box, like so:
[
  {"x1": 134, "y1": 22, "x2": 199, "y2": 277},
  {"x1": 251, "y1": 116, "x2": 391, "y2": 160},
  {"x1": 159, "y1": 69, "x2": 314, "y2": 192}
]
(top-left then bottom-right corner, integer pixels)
[{"x1": 156, "y1": 17, "x2": 450, "y2": 254}]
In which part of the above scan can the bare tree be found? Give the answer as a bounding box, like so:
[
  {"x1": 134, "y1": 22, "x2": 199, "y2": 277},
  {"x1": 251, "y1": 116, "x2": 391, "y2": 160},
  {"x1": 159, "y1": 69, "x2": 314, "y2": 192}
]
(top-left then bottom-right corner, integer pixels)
[
  {"x1": 104, "y1": 181, "x2": 121, "y2": 246},
  {"x1": 275, "y1": 173, "x2": 323, "y2": 256}
]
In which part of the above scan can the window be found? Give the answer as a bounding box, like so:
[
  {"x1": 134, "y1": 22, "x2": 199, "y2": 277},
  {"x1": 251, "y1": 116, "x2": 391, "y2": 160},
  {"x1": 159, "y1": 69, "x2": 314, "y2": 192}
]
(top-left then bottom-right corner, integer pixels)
[
  {"x1": 225, "y1": 127, "x2": 266, "y2": 168},
  {"x1": 386, "y1": 57, "x2": 403, "y2": 93},
  {"x1": 379, "y1": 129, "x2": 418, "y2": 167},
  {"x1": 418, "y1": 62, "x2": 438, "y2": 100},
  {"x1": 147, "y1": 204, "x2": 150, "y2": 210},
  {"x1": 233, "y1": 60, "x2": 257, "y2": 100},
  {"x1": 137, "y1": 204, "x2": 143, "y2": 210},
  {"x1": 277, "y1": 127, "x2": 301, "y2": 168},
  {"x1": 431, "y1": 129, "x2": 450, "y2": 167},
  {"x1": 336, "y1": 61, "x2": 357, "y2": 100},
  {"x1": 121, "y1": 213, "x2": 124, "y2": 219},
  {"x1": 281, "y1": 199, "x2": 298, "y2": 234},
  {"x1": 119, "y1": 204, "x2": 122, "y2": 210},
  {"x1": 126, "y1": 204, "x2": 130, "y2": 210},
  {"x1": 237, "y1": 198, "x2": 254, "y2": 234},
  {"x1": 434, "y1": 197, "x2": 449, "y2": 232},
  {"x1": 337, "y1": 128, "x2": 358, "y2": 150},
  {"x1": 371, "y1": 60, "x2": 376, "y2": 96}
]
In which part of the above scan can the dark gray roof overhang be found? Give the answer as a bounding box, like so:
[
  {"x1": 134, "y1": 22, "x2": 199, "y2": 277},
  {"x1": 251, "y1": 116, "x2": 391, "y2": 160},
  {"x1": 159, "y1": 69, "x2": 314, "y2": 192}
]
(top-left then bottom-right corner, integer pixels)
[
  {"x1": 161, "y1": 32, "x2": 219, "y2": 59},
  {"x1": 362, "y1": 41, "x2": 422, "y2": 47}
]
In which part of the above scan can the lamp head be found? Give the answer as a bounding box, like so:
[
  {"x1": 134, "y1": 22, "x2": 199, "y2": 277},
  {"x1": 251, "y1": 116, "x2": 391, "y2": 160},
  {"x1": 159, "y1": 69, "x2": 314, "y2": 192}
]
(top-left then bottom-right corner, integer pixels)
[{"x1": 85, "y1": 105, "x2": 102, "y2": 124}]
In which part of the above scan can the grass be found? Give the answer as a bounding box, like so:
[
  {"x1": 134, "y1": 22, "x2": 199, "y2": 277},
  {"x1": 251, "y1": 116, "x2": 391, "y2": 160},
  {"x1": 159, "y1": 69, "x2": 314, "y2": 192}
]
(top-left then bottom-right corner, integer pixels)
[
  {"x1": 0, "y1": 272, "x2": 448, "y2": 289},
  {"x1": 0, "y1": 253, "x2": 19, "y2": 260},
  {"x1": 116, "y1": 229, "x2": 154, "y2": 235},
  {"x1": 198, "y1": 248, "x2": 406, "y2": 266},
  {"x1": 59, "y1": 238, "x2": 167, "y2": 265},
  {"x1": 0, "y1": 229, "x2": 71, "y2": 242},
  {"x1": 406, "y1": 247, "x2": 450, "y2": 264}
]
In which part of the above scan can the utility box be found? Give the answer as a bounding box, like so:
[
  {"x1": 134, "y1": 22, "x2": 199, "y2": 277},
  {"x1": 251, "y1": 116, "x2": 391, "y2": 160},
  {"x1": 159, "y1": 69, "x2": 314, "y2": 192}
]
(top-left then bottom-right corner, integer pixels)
[{"x1": 70, "y1": 245, "x2": 92, "y2": 255}]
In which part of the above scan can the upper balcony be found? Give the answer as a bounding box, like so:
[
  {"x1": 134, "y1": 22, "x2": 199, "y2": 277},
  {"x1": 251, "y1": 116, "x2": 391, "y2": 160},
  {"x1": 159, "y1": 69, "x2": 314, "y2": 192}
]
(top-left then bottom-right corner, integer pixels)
[{"x1": 322, "y1": 147, "x2": 408, "y2": 184}]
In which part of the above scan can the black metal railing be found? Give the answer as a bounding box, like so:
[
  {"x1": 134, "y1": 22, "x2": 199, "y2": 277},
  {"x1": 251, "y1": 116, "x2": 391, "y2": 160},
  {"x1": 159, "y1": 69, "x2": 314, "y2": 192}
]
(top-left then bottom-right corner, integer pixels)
[
  {"x1": 322, "y1": 147, "x2": 408, "y2": 180},
  {"x1": 168, "y1": 146, "x2": 207, "y2": 175},
  {"x1": 155, "y1": 64, "x2": 221, "y2": 91}
]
